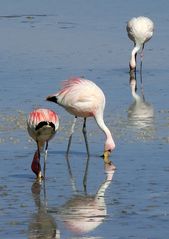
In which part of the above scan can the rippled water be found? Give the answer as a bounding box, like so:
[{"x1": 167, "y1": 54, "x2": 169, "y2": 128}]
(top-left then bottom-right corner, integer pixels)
[{"x1": 0, "y1": 0, "x2": 169, "y2": 238}]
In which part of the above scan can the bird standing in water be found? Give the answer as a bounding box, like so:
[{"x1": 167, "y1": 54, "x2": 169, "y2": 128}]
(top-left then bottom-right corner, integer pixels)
[
  {"x1": 46, "y1": 77, "x2": 115, "y2": 164},
  {"x1": 27, "y1": 108, "x2": 59, "y2": 179},
  {"x1": 126, "y1": 16, "x2": 154, "y2": 70}
]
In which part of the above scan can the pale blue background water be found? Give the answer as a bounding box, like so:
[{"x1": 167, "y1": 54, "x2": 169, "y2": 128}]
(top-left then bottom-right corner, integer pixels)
[{"x1": 0, "y1": 0, "x2": 169, "y2": 238}]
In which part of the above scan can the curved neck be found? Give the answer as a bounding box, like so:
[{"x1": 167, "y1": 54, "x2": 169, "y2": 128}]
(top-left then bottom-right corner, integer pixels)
[
  {"x1": 96, "y1": 171, "x2": 115, "y2": 198},
  {"x1": 130, "y1": 44, "x2": 142, "y2": 69},
  {"x1": 130, "y1": 83, "x2": 141, "y2": 102},
  {"x1": 95, "y1": 114, "x2": 115, "y2": 150}
]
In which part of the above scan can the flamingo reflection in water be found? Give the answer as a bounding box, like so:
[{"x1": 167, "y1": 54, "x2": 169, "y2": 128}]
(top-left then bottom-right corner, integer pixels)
[
  {"x1": 28, "y1": 181, "x2": 60, "y2": 239},
  {"x1": 48, "y1": 162, "x2": 116, "y2": 237},
  {"x1": 128, "y1": 70, "x2": 154, "y2": 133}
]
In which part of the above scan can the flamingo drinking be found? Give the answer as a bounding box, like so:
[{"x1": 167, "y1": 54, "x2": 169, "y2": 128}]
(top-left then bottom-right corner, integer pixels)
[
  {"x1": 126, "y1": 16, "x2": 154, "y2": 70},
  {"x1": 46, "y1": 77, "x2": 115, "y2": 164},
  {"x1": 27, "y1": 108, "x2": 59, "y2": 179}
]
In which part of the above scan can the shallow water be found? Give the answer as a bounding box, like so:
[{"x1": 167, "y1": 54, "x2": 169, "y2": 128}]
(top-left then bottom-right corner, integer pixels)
[{"x1": 0, "y1": 0, "x2": 169, "y2": 238}]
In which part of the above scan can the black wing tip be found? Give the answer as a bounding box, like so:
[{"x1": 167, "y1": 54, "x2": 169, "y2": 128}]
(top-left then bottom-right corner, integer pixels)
[
  {"x1": 46, "y1": 96, "x2": 58, "y2": 103},
  {"x1": 35, "y1": 121, "x2": 55, "y2": 131}
]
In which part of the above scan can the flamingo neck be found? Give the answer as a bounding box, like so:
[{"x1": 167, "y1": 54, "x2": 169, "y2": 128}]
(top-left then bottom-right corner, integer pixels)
[
  {"x1": 95, "y1": 115, "x2": 115, "y2": 151},
  {"x1": 130, "y1": 44, "x2": 142, "y2": 69},
  {"x1": 96, "y1": 171, "x2": 115, "y2": 197},
  {"x1": 31, "y1": 150, "x2": 42, "y2": 178},
  {"x1": 130, "y1": 83, "x2": 141, "y2": 102},
  {"x1": 95, "y1": 170, "x2": 115, "y2": 209}
]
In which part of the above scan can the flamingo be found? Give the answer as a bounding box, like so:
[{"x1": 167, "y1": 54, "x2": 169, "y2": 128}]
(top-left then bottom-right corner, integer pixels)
[
  {"x1": 128, "y1": 70, "x2": 154, "y2": 127},
  {"x1": 126, "y1": 16, "x2": 154, "y2": 70},
  {"x1": 46, "y1": 77, "x2": 115, "y2": 164},
  {"x1": 27, "y1": 108, "x2": 59, "y2": 179}
]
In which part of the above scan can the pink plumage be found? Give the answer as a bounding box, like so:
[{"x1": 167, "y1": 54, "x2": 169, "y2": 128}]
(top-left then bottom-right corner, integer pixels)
[
  {"x1": 28, "y1": 108, "x2": 58, "y2": 133},
  {"x1": 46, "y1": 77, "x2": 115, "y2": 163},
  {"x1": 27, "y1": 108, "x2": 59, "y2": 179}
]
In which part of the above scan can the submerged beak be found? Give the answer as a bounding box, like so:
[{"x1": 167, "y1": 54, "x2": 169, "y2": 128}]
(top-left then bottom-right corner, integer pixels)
[
  {"x1": 101, "y1": 150, "x2": 116, "y2": 169},
  {"x1": 46, "y1": 95, "x2": 58, "y2": 103},
  {"x1": 37, "y1": 171, "x2": 43, "y2": 180},
  {"x1": 103, "y1": 150, "x2": 111, "y2": 164},
  {"x1": 101, "y1": 150, "x2": 112, "y2": 164}
]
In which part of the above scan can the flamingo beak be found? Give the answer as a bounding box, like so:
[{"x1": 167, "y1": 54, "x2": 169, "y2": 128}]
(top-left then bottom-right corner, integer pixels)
[
  {"x1": 37, "y1": 171, "x2": 43, "y2": 180},
  {"x1": 101, "y1": 150, "x2": 112, "y2": 164},
  {"x1": 103, "y1": 150, "x2": 111, "y2": 163}
]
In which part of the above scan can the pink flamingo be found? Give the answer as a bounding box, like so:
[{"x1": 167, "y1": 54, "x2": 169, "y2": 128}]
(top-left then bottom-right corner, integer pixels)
[
  {"x1": 46, "y1": 77, "x2": 115, "y2": 163},
  {"x1": 126, "y1": 16, "x2": 154, "y2": 70},
  {"x1": 27, "y1": 108, "x2": 59, "y2": 179}
]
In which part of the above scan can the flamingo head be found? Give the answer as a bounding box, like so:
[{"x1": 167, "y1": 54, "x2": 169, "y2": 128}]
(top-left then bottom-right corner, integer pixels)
[
  {"x1": 129, "y1": 59, "x2": 136, "y2": 70},
  {"x1": 31, "y1": 150, "x2": 42, "y2": 179},
  {"x1": 103, "y1": 140, "x2": 115, "y2": 164}
]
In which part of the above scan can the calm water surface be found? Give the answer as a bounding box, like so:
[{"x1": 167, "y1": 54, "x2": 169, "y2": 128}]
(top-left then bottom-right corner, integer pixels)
[{"x1": 0, "y1": 0, "x2": 169, "y2": 238}]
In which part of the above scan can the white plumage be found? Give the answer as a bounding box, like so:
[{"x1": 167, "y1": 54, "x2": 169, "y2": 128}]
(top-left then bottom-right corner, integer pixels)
[
  {"x1": 46, "y1": 77, "x2": 115, "y2": 163},
  {"x1": 127, "y1": 16, "x2": 154, "y2": 70}
]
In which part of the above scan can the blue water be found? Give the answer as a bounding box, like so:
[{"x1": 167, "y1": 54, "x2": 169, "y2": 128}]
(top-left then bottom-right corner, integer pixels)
[{"x1": 0, "y1": 0, "x2": 169, "y2": 238}]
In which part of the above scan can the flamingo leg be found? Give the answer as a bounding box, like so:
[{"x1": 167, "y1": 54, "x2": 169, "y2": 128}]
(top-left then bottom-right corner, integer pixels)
[
  {"x1": 82, "y1": 118, "x2": 90, "y2": 157},
  {"x1": 65, "y1": 155, "x2": 77, "y2": 194},
  {"x1": 36, "y1": 141, "x2": 42, "y2": 180},
  {"x1": 43, "y1": 141, "x2": 48, "y2": 179},
  {"x1": 140, "y1": 44, "x2": 144, "y2": 74},
  {"x1": 140, "y1": 43, "x2": 145, "y2": 62},
  {"x1": 133, "y1": 51, "x2": 137, "y2": 74},
  {"x1": 66, "y1": 116, "x2": 77, "y2": 156},
  {"x1": 83, "y1": 155, "x2": 90, "y2": 194},
  {"x1": 140, "y1": 43, "x2": 144, "y2": 93}
]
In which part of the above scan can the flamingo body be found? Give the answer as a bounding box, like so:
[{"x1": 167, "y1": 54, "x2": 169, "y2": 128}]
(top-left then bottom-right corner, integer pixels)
[
  {"x1": 27, "y1": 108, "x2": 59, "y2": 143},
  {"x1": 27, "y1": 108, "x2": 59, "y2": 179},
  {"x1": 126, "y1": 16, "x2": 154, "y2": 69},
  {"x1": 46, "y1": 77, "x2": 115, "y2": 162},
  {"x1": 52, "y1": 78, "x2": 105, "y2": 118}
]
